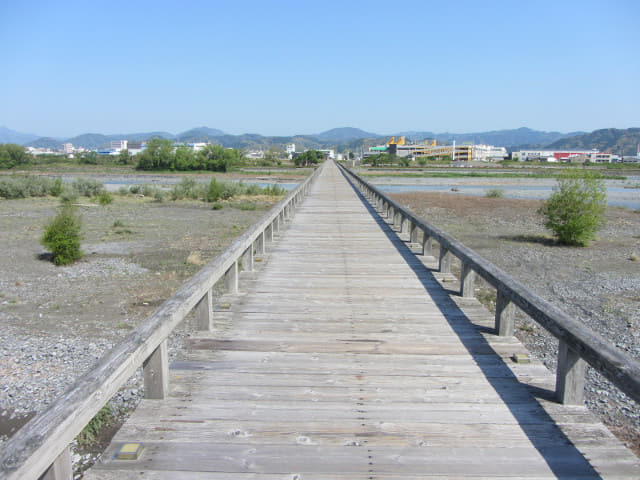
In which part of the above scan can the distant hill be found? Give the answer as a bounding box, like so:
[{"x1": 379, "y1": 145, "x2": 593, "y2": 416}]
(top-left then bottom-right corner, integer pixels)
[
  {"x1": 176, "y1": 127, "x2": 227, "y2": 143},
  {"x1": 0, "y1": 126, "x2": 40, "y2": 145},
  {"x1": 11, "y1": 125, "x2": 639, "y2": 155},
  {"x1": 545, "y1": 128, "x2": 640, "y2": 156},
  {"x1": 27, "y1": 137, "x2": 63, "y2": 150},
  {"x1": 315, "y1": 127, "x2": 379, "y2": 141},
  {"x1": 397, "y1": 127, "x2": 584, "y2": 148}
]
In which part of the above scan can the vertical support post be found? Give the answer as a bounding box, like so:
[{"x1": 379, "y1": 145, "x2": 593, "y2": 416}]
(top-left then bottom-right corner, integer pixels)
[
  {"x1": 410, "y1": 221, "x2": 419, "y2": 243},
  {"x1": 143, "y1": 339, "x2": 168, "y2": 399},
  {"x1": 422, "y1": 235, "x2": 433, "y2": 256},
  {"x1": 225, "y1": 261, "x2": 238, "y2": 294},
  {"x1": 195, "y1": 289, "x2": 213, "y2": 331},
  {"x1": 256, "y1": 231, "x2": 266, "y2": 255},
  {"x1": 439, "y1": 247, "x2": 452, "y2": 273},
  {"x1": 41, "y1": 447, "x2": 72, "y2": 480},
  {"x1": 241, "y1": 246, "x2": 254, "y2": 272},
  {"x1": 495, "y1": 290, "x2": 515, "y2": 336},
  {"x1": 273, "y1": 216, "x2": 280, "y2": 234},
  {"x1": 556, "y1": 341, "x2": 587, "y2": 405},
  {"x1": 460, "y1": 261, "x2": 476, "y2": 297},
  {"x1": 266, "y1": 223, "x2": 273, "y2": 243}
]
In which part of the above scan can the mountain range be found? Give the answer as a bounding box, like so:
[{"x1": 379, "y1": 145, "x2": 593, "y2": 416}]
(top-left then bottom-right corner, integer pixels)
[{"x1": 1, "y1": 125, "x2": 638, "y2": 156}]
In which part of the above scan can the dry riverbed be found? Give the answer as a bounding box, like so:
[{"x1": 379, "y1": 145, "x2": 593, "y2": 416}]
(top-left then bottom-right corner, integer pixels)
[
  {"x1": 390, "y1": 191, "x2": 640, "y2": 454},
  {"x1": 0, "y1": 193, "x2": 281, "y2": 475}
]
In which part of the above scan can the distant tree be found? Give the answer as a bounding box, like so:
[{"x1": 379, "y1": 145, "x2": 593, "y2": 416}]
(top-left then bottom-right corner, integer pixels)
[
  {"x1": 294, "y1": 150, "x2": 323, "y2": 167},
  {"x1": 348, "y1": 152, "x2": 355, "y2": 160},
  {"x1": 118, "y1": 149, "x2": 132, "y2": 165},
  {"x1": 0, "y1": 143, "x2": 32, "y2": 168},
  {"x1": 174, "y1": 145, "x2": 197, "y2": 170},
  {"x1": 198, "y1": 144, "x2": 229, "y2": 172},
  {"x1": 136, "y1": 138, "x2": 174, "y2": 170},
  {"x1": 263, "y1": 146, "x2": 282, "y2": 165},
  {"x1": 538, "y1": 169, "x2": 607, "y2": 246}
]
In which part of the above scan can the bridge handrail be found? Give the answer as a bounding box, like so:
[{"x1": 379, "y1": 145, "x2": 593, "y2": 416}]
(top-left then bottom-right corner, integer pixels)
[
  {"x1": 337, "y1": 162, "x2": 640, "y2": 406},
  {"x1": 0, "y1": 164, "x2": 324, "y2": 480}
]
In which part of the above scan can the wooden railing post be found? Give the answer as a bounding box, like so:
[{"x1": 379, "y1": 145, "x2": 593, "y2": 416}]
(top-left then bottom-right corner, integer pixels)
[
  {"x1": 256, "y1": 231, "x2": 266, "y2": 255},
  {"x1": 143, "y1": 339, "x2": 168, "y2": 399},
  {"x1": 495, "y1": 290, "x2": 515, "y2": 337},
  {"x1": 460, "y1": 261, "x2": 476, "y2": 297},
  {"x1": 439, "y1": 247, "x2": 452, "y2": 273},
  {"x1": 225, "y1": 261, "x2": 238, "y2": 294},
  {"x1": 266, "y1": 223, "x2": 273, "y2": 243},
  {"x1": 241, "y1": 245, "x2": 254, "y2": 272},
  {"x1": 410, "y1": 221, "x2": 419, "y2": 244},
  {"x1": 41, "y1": 447, "x2": 72, "y2": 480},
  {"x1": 422, "y1": 235, "x2": 433, "y2": 256},
  {"x1": 195, "y1": 289, "x2": 213, "y2": 331},
  {"x1": 556, "y1": 340, "x2": 587, "y2": 405}
]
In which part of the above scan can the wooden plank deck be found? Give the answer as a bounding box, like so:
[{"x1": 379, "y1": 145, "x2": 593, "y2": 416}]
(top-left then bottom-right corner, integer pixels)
[{"x1": 85, "y1": 162, "x2": 640, "y2": 479}]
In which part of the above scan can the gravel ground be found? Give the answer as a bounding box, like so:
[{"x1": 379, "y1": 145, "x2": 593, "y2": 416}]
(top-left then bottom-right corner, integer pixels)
[
  {"x1": 390, "y1": 191, "x2": 640, "y2": 453},
  {"x1": 0, "y1": 194, "x2": 279, "y2": 477}
]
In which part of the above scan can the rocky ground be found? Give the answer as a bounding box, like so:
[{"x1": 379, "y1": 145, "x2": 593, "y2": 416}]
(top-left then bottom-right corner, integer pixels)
[
  {"x1": 0, "y1": 193, "x2": 280, "y2": 476},
  {"x1": 390, "y1": 191, "x2": 640, "y2": 454}
]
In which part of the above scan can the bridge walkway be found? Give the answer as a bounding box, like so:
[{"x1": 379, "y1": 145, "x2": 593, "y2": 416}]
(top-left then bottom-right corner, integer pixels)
[{"x1": 85, "y1": 162, "x2": 638, "y2": 479}]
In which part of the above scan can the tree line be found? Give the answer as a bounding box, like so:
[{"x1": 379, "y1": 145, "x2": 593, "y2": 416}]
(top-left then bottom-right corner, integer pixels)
[{"x1": 135, "y1": 139, "x2": 241, "y2": 172}]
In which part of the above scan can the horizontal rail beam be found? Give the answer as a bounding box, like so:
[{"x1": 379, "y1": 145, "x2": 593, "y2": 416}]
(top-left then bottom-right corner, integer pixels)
[{"x1": 337, "y1": 162, "x2": 640, "y2": 405}]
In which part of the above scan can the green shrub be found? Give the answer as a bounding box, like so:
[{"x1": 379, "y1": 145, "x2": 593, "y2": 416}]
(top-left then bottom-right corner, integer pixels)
[
  {"x1": 485, "y1": 188, "x2": 505, "y2": 198},
  {"x1": 72, "y1": 177, "x2": 105, "y2": 197},
  {"x1": 538, "y1": 169, "x2": 606, "y2": 246},
  {"x1": 41, "y1": 204, "x2": 83, "y2": 265},
  {"x1": 51, "y1": 178, "x2": 64, "y2": 197},
  {"x1": 212, "y1": 202, "x2": 224, "y2": 210},
  {"x1": 207, "y1": 177, "x2": 223, "y2": 202},
  {"x1": 0, "y1": 176, "x2": 59, "y2": 199},
  {"x1": 129, "y1": 185, "x2": 141, "y2": 194},
  {"x1": 97, "y1": 191, "x2": 113, "y2": 205}
]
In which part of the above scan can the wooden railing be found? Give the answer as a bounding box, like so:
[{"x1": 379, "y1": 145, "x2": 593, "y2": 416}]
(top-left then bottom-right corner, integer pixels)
[
  {"x1": 337, "y1": 162, "x2": 640, "y2": 406},
  {"x1": 0, "y1": 164, "x2": 323, "y2": 480}
]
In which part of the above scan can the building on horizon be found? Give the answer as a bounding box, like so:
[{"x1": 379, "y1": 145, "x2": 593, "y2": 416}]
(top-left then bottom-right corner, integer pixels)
[
  {"x1": 110, "y1": 140, "x2": 128, "y2": 152},
  {"x1": 62, "y1": 143, "x2": 74, "y2": 154}
]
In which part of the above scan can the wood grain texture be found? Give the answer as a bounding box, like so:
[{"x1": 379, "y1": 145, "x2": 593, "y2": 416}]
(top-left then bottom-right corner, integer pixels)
[{"x1": 85, "y1": 162, "x2": 639, "y2": 479}]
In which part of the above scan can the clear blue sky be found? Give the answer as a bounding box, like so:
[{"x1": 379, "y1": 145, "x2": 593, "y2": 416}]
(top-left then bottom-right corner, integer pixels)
[{"x1": 1, "y1": 0, "x2": 638, "y2": 138}]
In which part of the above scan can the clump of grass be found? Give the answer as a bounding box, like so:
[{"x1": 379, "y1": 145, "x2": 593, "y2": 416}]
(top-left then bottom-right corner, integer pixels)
[
  {"x1": 234, "y1": 201, "x2": 258, "y2": 211},
  {"x1": 77, "y1": 404, "x2": 115, "y2": 448},
  {"x1": 212, "y1": 202, "x2": 224, "y2": 210},
  {"x1": 631, "y1": 252, "x2": 638, "y2": 262},
  {"x1": 485, "y1": 188, "x2": 505, "y2": 198}
]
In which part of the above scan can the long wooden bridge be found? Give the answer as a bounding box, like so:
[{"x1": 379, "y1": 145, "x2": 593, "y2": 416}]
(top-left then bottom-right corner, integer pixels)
[{"x1": 2, "y1": 161, "x2": 640, "y2": 479}]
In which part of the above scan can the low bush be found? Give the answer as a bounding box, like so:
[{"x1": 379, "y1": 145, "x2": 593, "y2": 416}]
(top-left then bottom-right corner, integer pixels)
[
  {"x1": 97, "y1": 191, "x2": 113, "y2": 205},
  {"x1": 40, "y1": 204, "x2": 83, "y2": 265},
  {"x1": 72, "y1": 177, "x2": 105, "y2": 197},
  {"x1": 0, "y1": 176, "x2": 62, "y2": 199},
  {"x1": 485, "y1": 188, "x2": 505, "y2": 198},
  {"x1": 538, "y1": 169, "x2": 606, "y2": 246}
]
